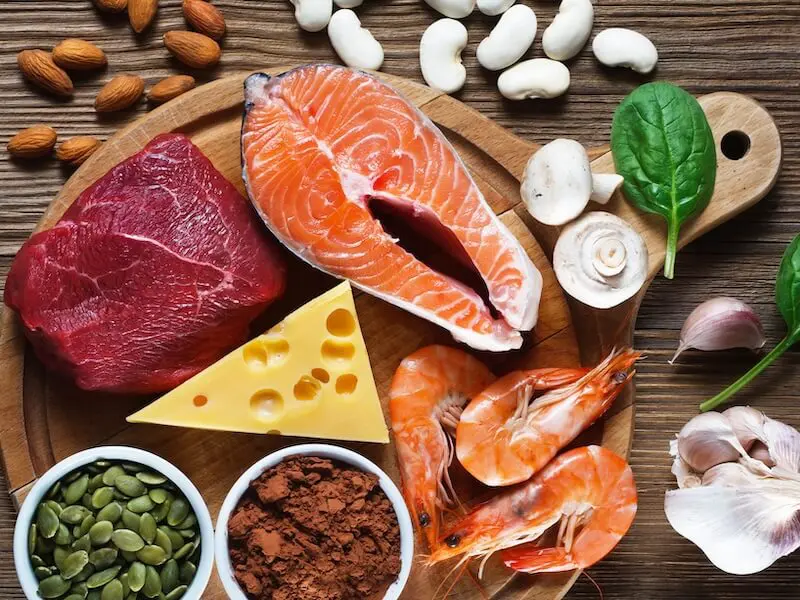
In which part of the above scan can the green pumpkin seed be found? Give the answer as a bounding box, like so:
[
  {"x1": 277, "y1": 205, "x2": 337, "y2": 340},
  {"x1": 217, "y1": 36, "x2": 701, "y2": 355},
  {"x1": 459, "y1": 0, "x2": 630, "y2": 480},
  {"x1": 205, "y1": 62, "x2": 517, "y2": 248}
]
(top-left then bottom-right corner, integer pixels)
[
  {"x1": 127, "y1": 562, "x2": 146, "y2": 592},
  {"x1": 87, "y1": 591, "x2": 101, "y2": 600},
  {"x1": 89, "y1": 548, "x2": 118, "y2": 570},
  {"x1": 159, "y1": 527, "x2": 183, "y2": 551},
  {"x1": 47, "y1": 481, "x2": 62, "y2": 499},
  {"x1": 88, "y1": 474, "x2": 104, "y2": 493},
  {"x1": 35, "y1": 565, "x2": 53, "y2": 580},
  {"x1": 97, "y1": 502, "x2": 123, "y2": 524},
  {"x1": 73, "y1": 533, "x2": 92, "y2": 553},
  {"x1": 62, "y1": 550, "x2": 90, "y2": 580},
  {"x1": 138, "y1": 513, "x2": 157, "y2": 544},
  {"x1": 127, "y1": 496, "x2": 154, "y2": 514},
  {"x1": 177, "y1": 529, "x2": 194, "y2": 539},
  {"x1": 111, "y1": 529, "x2": 145, "y2": 552},
  {"x1": 102, "y1": 466, "x2": 126, "y2": 487},
  {"x1": 80, "y1": 515, "x2": 97, "y2": 537},
  {"x1": 71, "y1": 563, "x2": 95, "y2": 583},
  {"x1": 92, "y1": 487, "x2": 115, "y2": 509},
  {"x1": 164, "y1": 585, "x2": 187, "y2": 600},
  {"x1": 100, "y1": 578, "x2": 124, "y2": 600},
  {"x1": 36, "y1": 535, "x2": 56, "y2": 555},
  {"x1": 166, "y1": 500, "x2": 189, "y2": 528},
  {"x1": 55, "y1": 546, "x2": 71, "y2": 571},
  {"x1": 172, "y1": 543, "x2": 194, "y2": 562},
  {"x1": 120, "y1": 550, "x2": 138, "y2": 563},
  {"x1": 82, "y1": 493, "x2": 94, "y2": 509},
  {"x1": 121, "y1": 463, "x2": 143, "y2": 474},
  {"x1": 38, "y1": 503, "x2": 60, "y2": 539},
  {"x1": 46, "y1": 500, "x2": 64, "y2": 517},
  {"x1": 62, "y1": 505, "x2": 91, "y2": 525},
  {"x1": 136, "y1": 545, "x2": 167, "y2": 566},
  {"x1": 55, "y1": 523, "x2": 73, "y2": 545},
  {"x1": 160, "y1": 559, "x2": 179, "y2": 594},
  {"x1": 121, "y1": 509, "x2": 141, "y2": 531},
  {"x1": 119, "y1": 573, "x2": 130, "y2": 596},
  {"x1": 176, "y1": 512, "x2": 196, "y2": 530},
  {"x1": 150, "y1": 501, "x2": 169, "y2": 523},
  {"x1": 31, "y1": 554, "x2": 46, "y2": 568},
  {"x1": 135, "y1": 472, "x2": 167, "y2": 486},
  {"x1": 65, "y1": 474, "x2": 90, "y2": 505},
  {"x1": 95, "y1": 460, "x2": 112, "y2": 468},
  {"x1": 147, "y1": 489, "x2": 168, "y2": 505},
  {"x1": 178, "y1": 561, "x2": 195, "y2": 585},
  {"x1": 154, "y1": 529, "x2": 173, "y2": 557},
  {"x1": 38, "y1": 574, "x2": 71, "y2": 598},
  {"x1": 142, "y1": 566, "x2": 161, "y2": 598},
  {"x1": 28, "y1": 523, "x2": 37, "y2": 555},
  {"x1": 89, "y1": 521, "x2": 114, "y2": 546},
  {"x1": 65, "y1": 594, "x2": 86, "y2": 600},
  {"x1": 70, "y1": 581, "x2": 89, "y2": 597},
  {"x1": 86, "y1": 565, "x2": 122, "y2": 589}
]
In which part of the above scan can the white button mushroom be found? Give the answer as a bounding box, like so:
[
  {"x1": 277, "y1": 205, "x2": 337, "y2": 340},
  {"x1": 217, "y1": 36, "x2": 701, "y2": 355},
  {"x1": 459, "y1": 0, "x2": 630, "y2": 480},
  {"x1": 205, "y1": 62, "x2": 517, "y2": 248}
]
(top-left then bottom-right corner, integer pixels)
[
  {"x1": 328, "y1": 10, "x2": 384, "y2": 70},
  {"x1": 592, "y1": 28, "x2": 658, "y2": 74},
  {"x1": 424, "y1": 0, "x2": 475, "y2": 19},
  {"x1": 289, "y1": 0, "x2": 333, "y2": 32},
  {"x1": 590, "y1": 173, "x2": 625, "y2": 204},
  {"x1": 476, "y1": 0, "x2": 514, "y2": 17},
  {"x1": 521, "y1": 139, "x2": 592, "y2": 226},
  {"x1": 542, "y1": 0, "x2": 594, "y2": 61},
  {"x1": 553, "y1": 211, "x2": 649, "y2": 309},
  {"x1": 334, "y1": 0, "x2": 362, "y2": 7},
  {"x1": 420, "y1": 19, "x2": 468, "y2": 94},
  {"x1": 477, "y1": 5, "x2": 537, "y2": 71},
  {"x1": 497, "y1": 59, "x2": 570, "y2": 100}
]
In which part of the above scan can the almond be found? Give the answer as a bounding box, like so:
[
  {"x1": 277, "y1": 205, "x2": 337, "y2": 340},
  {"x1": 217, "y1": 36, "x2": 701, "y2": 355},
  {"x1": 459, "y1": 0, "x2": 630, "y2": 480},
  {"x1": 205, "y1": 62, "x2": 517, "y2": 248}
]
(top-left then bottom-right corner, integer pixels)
[
  {"x1": 94, "y1": 0, "x2": 128, "y2": 12},
  {"x1": 7, "y1": 125, "x2": 58, "y2": 159},
  {"x1": 52, "y1": 39, "x2": 107, "y2": 71},
  {"x1": 129, "y1": 0, "x2": 158, "y2": 33},
  {"x1": 56, "y1": 137, "x2": 102, "y2": 167},
  {"x1": 183, "y1": 0, "x2": 226, "y2": 40},
  {"x1": 164, "y1": 31, "x2": 221, "y2": 69},
  {"x1": 147, "y1": 75, "x2": 196, "y2": 104},
  {"x1": 95, "y1": 75, "x2": 145, "y2": 112},
  {"x1": 17, "y1": 50, "x2": 74, "y2": 97}
]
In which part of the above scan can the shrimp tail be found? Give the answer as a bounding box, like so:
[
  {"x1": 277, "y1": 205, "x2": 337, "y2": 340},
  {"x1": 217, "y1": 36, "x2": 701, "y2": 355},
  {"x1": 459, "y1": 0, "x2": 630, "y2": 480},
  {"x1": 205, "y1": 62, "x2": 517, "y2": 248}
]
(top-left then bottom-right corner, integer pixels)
[{"x1": 501, "y1": 546, "x2": 579, "y2": 573}]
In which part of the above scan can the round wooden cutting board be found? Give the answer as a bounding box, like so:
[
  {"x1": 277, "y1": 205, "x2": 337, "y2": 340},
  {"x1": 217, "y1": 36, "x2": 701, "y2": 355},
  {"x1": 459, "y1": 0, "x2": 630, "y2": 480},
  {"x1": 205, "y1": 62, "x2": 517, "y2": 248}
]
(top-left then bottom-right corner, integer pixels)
[{"x1": 0, "y1": 67, "x2": 781, "y2": 600}]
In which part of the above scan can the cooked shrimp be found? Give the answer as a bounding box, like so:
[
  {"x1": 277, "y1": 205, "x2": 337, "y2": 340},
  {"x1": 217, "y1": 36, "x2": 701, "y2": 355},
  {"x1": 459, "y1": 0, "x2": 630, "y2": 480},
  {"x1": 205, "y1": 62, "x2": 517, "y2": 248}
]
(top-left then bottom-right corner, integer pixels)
[
  {"x1": 429, "y1": 445, "x2": 637, "y2": 576},
  {"x1": 389, "y1": 345, "x2": 495, "y2": 549},
  {"x1": 457, "y1": 348, "x2": 640, "y2": 486}
]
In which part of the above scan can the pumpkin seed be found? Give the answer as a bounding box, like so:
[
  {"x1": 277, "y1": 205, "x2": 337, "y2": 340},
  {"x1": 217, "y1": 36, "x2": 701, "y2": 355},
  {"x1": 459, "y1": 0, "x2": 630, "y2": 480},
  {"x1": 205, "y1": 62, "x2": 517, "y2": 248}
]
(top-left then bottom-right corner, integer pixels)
[
  {"x1": 138, "y1": 513, "x2": 157, "y2": 544},
  {"x1": 70, "y1": 581, "x2": 89, "y2": 597},
  {"x1": 127, "y1": 495, "x2": 155, "y2": 514},
  {"x1": 31, "y1": 554, "x2": 46, "y2": 568},
  {"x1": 178, "y1": 561, "x2": 195, "y2": 584},
  {"x1": 55, "y1": 546, "x2": 71, "y2": 571},
  {"x1": 176, "y1": 512, "x2": 196, "y2": 530},
  {"x1": 172, "y1": 543, "x2": 194, "y2": 562},
  {"x1": 71, "y1": 563, "x2": 95, "y2": 583},
  {"x1": 89, "y1": 521, "x2": 114, "y2": 546},
  {"x1": 164, "y1": 585, "x2": 187, "y2": 600},
  {"x1": 119, "y1": 573, "x2": 130, "y2": 596},
  {"x1": 38, "y1": 503, "x2": 60, "y2": 539},
  {"x1": 55, "y1": 523, "x2": 73, "y2": 546},
  {"x1": 142, "y1": 566, "x2": 161, "y2": 598},
  {"x1": 35, "y1": 565, "x2": 53, "y2": 580},
  {"x1": 120, "y1": 550, "x2": 138, "y2": 562},
  {"x1": 121, "y1": 509, "x2": 141, "y2": 531},
  {"x1": 65, "y1": 470, "x2": 84, "y2": 483},
  {"x1": 147, "y1": 489, "x2": 168, "y2": 505},
  {"x1": 127, "y1": 562, "x2": 146, "y2": 592},
  {"x1": 78, "y1": 515, "x2": 96, "y2": 537},
  {"x1": 86, "y1": 565, "x2": 121, "y2": 588},
  {"x1": 95, "y1": 460, "x2": 112, "y2": 468},
  {"x1": 36, "y1": 535, "x2": 56, "y2": 555},
  {"x1": 28, "y1": 524, "x2": 37, "y2": 555},
  {"x1": 89, "y1": 548, "x2": 118, "y2": 570},
  {"x1": 73, "y1": 533, "x2": 92, "y2": 553},
  {"x1": 65, "y1": 594, "x2": 86, "y2": 600},
  {"x1": 46, "y1": 500, "x2": 64, "y2": 517},
  {"x1": 88, "y1": 474, "x2": 104, "y2": 493},
  {"x1": 47, "y1": 481, "x2": 62, "y2": 499},
  {"x1": 97, "y1": 502, "x2": 123, "y2": 524},
  {"x1": 135, "y1": 472, "x2": 167, "y2": 486},
  {"x1": 111, "y1": 529, "x2": 145, "y2": 552},
  {"x1": 38, "y1": 574, "x2": 71, "y2": 598},
  {"x1": 150, "y1": 501, "x2": 170, "y2": 523},
  {"x1": 160, "y1": 527, "x2": 183, "y2": 551},
  {"x1": 177, "y1": 529, "x2": 194, "y2": 539},
  {"x1": 87, "y1": 591, "x2": 101, "y2": 600},
  {"x1": 102, "y1": 466, "x2": 126, "y2": 486},
  {"x1": 121, "y1": 463, "x2": 143, "y2": 473},
  {"x1": 136, "y1": 545, "x2": 167, "y2": 566},
  {"x1": 166, "y1": 500, "x2": 189, "y2": 528},
  {"x1": 82, "y1": 493, "x2": 94, "y2": 509},
  {"x1": 160, "y1": 559, "x2": 179, "y2": 593},
  {"x1": 154, "y1": 529, "x2": 173, "y2": 557},
  {"x1": 100, "y1": 578, "x2": 124, "y2": 600},
  {"x1": 65, "y1": 474, "x2": 91, "y2": 505},
  {"x1": 62, "y1": 550, "x2": 90, "y2": 580},
  {"x1": 92, "y1": 487, "x2": 115, "y2": 509},
  {"x1": 62, "y1": 505, "x2": 91, "y2": 525}
]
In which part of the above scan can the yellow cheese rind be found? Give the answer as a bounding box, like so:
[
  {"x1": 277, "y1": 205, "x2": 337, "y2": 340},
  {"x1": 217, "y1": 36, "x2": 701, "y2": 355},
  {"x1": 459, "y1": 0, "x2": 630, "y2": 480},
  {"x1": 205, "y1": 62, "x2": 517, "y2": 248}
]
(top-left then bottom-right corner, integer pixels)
[{"x1": 127, "y1": 281, "x2": 389, "y2": 443}]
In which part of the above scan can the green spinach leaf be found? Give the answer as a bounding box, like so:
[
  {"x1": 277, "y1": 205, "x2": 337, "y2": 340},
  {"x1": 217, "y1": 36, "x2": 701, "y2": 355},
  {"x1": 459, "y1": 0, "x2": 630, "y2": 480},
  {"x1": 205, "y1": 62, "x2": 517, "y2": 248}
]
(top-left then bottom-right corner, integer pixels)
[{"x1": 611, "y1": 82, "x2": 717, "y2": 279}]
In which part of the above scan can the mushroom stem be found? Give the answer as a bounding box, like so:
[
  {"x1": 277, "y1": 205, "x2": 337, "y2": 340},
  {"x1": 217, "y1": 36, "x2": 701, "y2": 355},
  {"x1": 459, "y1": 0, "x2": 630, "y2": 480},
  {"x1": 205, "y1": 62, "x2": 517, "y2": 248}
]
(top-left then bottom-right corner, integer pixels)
[
  {"x1": 592, "y1": 235, "x2": 627, "y2": 277},
  {"x1": 590, "y1": 173, "x2": 624, "y2": 205}
]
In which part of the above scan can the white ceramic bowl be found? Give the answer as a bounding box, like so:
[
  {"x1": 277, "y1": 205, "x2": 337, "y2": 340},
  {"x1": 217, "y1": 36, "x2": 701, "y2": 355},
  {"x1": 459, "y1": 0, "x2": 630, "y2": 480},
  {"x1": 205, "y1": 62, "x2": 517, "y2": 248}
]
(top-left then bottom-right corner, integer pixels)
[
  {"x1": 215, "y1": 443, "x2": 414, "y2": 600},
  {"x1": 13, "y1": 446, "x2": 214, "y2": 600}
]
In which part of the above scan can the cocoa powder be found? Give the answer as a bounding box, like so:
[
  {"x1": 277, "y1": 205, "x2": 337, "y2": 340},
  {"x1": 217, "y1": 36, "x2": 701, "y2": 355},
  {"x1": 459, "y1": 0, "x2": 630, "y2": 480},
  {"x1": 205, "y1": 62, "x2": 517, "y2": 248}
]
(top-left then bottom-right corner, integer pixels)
[{"x1": 228, "y1": 456, "x2": 402, "y2": 600}]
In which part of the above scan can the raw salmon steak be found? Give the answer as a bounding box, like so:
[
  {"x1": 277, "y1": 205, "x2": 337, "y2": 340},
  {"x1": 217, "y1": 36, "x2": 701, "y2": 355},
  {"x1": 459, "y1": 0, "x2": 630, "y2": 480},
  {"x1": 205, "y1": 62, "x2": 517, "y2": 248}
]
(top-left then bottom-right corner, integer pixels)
[{"x1": 241, "y1": 65, "x2": 542, "y2": 351}]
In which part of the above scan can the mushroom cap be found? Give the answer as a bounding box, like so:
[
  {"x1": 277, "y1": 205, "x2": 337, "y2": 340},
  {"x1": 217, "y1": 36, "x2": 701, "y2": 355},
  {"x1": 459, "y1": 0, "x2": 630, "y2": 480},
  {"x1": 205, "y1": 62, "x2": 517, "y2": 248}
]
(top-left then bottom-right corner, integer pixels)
[
  {"x1": 521, "y1": 139, "x2": 593, "y2": 226},
  {"x1": 553, "y1": 211, "x2": 648, "y2": 309}
]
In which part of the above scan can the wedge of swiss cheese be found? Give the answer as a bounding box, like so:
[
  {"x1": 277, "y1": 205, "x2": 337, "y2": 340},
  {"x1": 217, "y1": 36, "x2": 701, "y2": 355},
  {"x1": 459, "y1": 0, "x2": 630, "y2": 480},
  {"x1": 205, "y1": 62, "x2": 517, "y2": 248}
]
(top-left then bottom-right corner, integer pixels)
[{"x1": 127, "y1": 281, "x2": 389, "y2": 443}]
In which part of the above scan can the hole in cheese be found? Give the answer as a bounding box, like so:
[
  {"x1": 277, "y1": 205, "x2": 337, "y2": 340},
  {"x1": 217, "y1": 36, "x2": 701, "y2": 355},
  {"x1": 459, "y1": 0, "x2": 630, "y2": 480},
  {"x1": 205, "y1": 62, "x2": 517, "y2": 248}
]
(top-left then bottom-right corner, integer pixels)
[
  {"x1": 311, "y1": 368, "x2": 330, "y2": 383},
  {"x1": 321, "y1": 339, "x2": 355, "y2": 366},
  {"x1": 250, "y1": 389, "x2": 284, "y2": 422},
  {"x1": 335, "y1": 374, "x2": 358, "y2": 395},
  {"x1": 193, "y1": 395, "x2": 208, "y2": 407},
  {"x1": 244, "y1": 337, "x2": 290, "y2": 369},
  {"x1": 326, "y1": 308, "x2": 356, "y2": 337},
  {"x1": 294, "y1": 376, "x2": 321, "y2": 401}
]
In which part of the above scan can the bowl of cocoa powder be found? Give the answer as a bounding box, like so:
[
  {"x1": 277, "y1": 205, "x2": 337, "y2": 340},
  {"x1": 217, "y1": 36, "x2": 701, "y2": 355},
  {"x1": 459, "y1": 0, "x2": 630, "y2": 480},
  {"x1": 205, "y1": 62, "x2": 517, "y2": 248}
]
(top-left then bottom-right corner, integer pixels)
[{"x1": 215, "y1": 444, "x2": 413, "y2": 600}]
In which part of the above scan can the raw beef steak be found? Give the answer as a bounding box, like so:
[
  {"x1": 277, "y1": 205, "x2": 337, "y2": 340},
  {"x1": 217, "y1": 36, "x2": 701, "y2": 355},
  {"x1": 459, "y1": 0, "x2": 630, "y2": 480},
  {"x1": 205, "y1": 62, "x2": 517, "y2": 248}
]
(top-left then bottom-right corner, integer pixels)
[{"x1": 5, "y1": 134, "x2": 286, "y2": 394}]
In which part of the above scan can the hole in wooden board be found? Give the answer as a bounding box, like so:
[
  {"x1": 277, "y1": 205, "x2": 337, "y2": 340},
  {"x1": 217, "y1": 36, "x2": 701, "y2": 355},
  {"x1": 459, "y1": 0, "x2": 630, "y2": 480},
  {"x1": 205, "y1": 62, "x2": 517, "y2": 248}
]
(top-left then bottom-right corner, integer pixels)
[
  {"x1": 721, "y1": 130, "x2": 751, "y2": 161},
  {"x1": 193, "y1": 395, "x2": 208, "y2": 407}
]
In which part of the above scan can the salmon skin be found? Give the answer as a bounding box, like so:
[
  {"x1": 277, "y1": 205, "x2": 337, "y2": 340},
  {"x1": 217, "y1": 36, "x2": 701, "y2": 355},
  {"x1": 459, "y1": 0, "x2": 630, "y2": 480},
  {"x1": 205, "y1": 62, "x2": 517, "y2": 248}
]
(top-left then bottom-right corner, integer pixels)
[{"x1": 241, "y1": 65, "x2": 542, "y2": 351}]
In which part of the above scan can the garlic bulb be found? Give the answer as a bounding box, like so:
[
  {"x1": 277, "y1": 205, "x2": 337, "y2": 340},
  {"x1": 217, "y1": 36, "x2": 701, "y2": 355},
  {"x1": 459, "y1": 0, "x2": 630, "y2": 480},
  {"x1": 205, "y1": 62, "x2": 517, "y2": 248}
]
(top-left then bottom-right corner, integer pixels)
[
  {"x1": 670, "y1": 297, "x2": 766, "y2": 363},
  {"x1": 665, "y1": 408, "x2": 800, "y2": 574}
]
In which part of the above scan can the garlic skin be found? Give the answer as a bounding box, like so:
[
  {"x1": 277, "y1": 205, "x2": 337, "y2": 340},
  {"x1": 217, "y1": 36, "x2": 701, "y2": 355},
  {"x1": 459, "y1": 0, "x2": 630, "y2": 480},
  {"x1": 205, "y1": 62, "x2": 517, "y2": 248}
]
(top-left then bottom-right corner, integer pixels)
[
  {"x1": 675, "y1": 412, "x2": 746, "y2": 473},
  {"x1": 670, "y1": 297, "x2": 766, "y2": 363}
]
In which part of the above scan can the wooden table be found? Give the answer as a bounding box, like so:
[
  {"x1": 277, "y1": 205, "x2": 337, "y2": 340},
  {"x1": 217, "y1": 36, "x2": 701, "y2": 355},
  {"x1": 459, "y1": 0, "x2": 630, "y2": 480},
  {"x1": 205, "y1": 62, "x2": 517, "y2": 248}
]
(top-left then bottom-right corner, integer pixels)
[{"x1": 1, "y1": 1, "x2": 798, "y2": 597}]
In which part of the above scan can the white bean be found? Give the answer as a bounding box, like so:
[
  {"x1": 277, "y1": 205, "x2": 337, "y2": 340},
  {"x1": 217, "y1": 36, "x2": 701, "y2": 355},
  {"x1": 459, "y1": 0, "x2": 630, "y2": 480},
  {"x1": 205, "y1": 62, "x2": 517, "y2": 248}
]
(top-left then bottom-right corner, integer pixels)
[
  {"x1": 477, "y1": 5, "x2": 537, "y2": 71},
  {"x1": 497, "y1": 58, "x2": 570, "y2": 100},
  {"x1": 592, "y1": 28, "x2": 658, "y2": 74},
  {"x1": 424, "y1": 0, "x2": 475, "y2": 19},
  {"x1": 420, "y1": 19, "x2": 468, "y2": 93},
  {"x1": 328, "y1": 10, "x2": 384, "y2": 70},
  {"x1": 289, "y1": 0, "x2": 332, "y2": 32},
  {"x1": 542, "y1": 0, "x2": 594, "y2": 61},
  {"x1": 476, "y1": 0, "x2": 514, "y2": 17}
]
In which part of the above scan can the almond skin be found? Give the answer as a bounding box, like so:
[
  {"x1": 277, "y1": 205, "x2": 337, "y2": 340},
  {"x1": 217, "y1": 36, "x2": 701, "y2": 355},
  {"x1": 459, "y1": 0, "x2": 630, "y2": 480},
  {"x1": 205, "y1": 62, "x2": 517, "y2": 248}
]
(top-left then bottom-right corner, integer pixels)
[
  {"x1": 7, "y1": 125, "x2": 58, "y2": 159},
  {"x1": 147, "y1": 75, "x2": 196, "y2": 104},
  {"x1": 17, "y1": 50, "x2": 74, "y2": 97},
  {"x1": 52, "y1": 39, "x2": 107, "y2": 71},
  {"x1": 95, "y1": 75, "x2": 145, "y2": 112},
  {"x1": 56, "y1": 137, "x2": 102, "y2": 166},
  {"x1": 183, "y1": 0, "x2": 226, "y2": 40},
  {"x1": 129, "y1": 0, "x2": 158, "y2": 33},
  {"x1": 164, "y1": 31, "x2": 221, "y2": 69},
  {"x1": 94, "y1": 0, "x2": 128, "y2": 12}
]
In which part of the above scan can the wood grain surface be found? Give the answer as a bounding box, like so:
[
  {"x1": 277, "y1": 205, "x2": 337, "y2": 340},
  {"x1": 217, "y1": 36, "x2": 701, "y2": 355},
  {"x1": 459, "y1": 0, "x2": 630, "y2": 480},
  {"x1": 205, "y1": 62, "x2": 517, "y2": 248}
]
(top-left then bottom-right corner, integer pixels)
[{"x1": 0, "y1": 1, "x2": 798, "y2": 599}]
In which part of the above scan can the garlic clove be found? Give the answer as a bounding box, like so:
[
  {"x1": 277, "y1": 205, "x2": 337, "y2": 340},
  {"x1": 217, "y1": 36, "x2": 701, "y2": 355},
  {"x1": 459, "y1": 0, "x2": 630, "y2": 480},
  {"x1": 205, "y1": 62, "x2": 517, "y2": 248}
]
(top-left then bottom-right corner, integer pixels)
[
  {"x1": 675, "y1": 412, "x2": 748, "y2": 473},
  {"x1": 724, "y1": 406, "x2": 800, "y2": 473},
  {"x1": 670, "y1": 297, "x2": 766, "y2": 363},
  {"x1": 723, "y1": 405, "x2": 765, "y2": 451},
  {"x1": 670, "y1": 439, "x2": 701, "y2": 489},
  {"x1": 701, "y1": 461, "x2": 766, "y2": 488},
  {"x1": 762, "y1": 417, "x2": 800, "y2": 475}
]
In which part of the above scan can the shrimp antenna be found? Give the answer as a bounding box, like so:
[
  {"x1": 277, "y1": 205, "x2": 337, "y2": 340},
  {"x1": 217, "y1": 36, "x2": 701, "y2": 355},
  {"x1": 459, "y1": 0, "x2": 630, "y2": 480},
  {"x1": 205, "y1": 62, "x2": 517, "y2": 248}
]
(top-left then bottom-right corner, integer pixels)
[
  {"x1": 581, "y1": 569, "x2": 604, "y2": 600},
  {"x1": 465, "y1": 566, "x2": 490, "y2": 600},
  {"x1": 431, "y1": 556, "x2": 470, "y2": 599}
]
